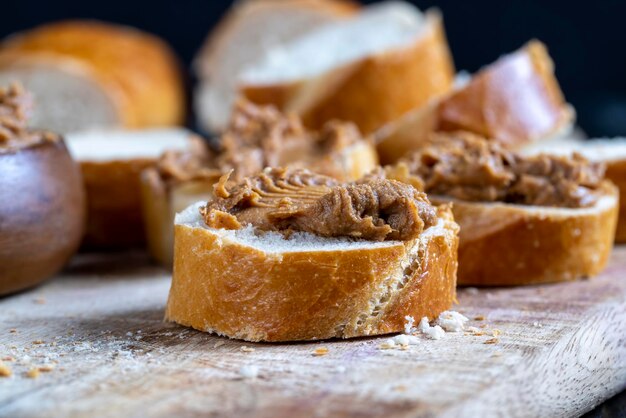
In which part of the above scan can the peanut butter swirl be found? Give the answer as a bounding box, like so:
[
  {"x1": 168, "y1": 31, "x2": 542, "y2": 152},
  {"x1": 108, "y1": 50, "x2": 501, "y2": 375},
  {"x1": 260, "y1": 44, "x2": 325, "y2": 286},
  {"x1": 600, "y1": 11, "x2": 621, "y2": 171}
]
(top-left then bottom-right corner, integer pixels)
[
  {"x1": 388, "y1": 132, "x2": 605, "y2": 208},
  {"x1": 0, "y1": 83, "x2": 57, "y2": 149},
  {"x1": 201, "y1": 168, "x2": 438, "y2": 241}
]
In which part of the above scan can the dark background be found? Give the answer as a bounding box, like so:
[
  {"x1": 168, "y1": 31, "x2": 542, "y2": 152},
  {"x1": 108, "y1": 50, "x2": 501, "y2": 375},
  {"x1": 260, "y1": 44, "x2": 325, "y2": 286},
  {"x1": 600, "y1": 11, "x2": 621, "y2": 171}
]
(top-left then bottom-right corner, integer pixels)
[{"x1": 3, "y1": 0, "x2": 626, "y2": 137}]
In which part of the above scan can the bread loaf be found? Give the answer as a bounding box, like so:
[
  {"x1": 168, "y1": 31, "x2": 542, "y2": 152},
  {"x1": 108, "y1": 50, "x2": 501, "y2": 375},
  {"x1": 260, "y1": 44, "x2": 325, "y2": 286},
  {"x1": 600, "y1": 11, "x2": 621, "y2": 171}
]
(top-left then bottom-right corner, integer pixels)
[
  {"x1": 194, "y1": 0, "x2": 357, "y2": 133},
  {"x1": 239, "y1": 1, "x2": 454, "y2": 135},
  {"x1": 376, "y1": 41, "x2": 573, "y2": 163},
  {"x1": 0, "y1": 20, "x2": 185, "y2": 133}
]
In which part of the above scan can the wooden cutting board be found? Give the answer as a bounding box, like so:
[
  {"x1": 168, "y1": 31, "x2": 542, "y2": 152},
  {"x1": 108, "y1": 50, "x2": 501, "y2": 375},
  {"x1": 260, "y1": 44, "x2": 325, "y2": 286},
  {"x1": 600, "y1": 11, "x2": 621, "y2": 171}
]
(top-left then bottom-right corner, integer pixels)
[{"x1": 1, "y1": 247, "x2": 625, "y2": 418}]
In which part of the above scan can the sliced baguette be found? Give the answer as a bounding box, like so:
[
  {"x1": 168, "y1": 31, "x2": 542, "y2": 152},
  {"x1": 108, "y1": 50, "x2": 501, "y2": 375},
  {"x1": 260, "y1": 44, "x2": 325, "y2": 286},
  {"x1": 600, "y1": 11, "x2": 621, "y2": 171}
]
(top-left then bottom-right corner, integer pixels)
[
  {"x1": 141, "y1": 139, "x2": 378, "y2": 266},
  {"x1": 239, "y1": 1, "x2": 454, "y2": 135},
  {"x1": 376, "y1": 41, "x2": 573, "y2": 163},
  {"x1": 66, "y1": 129, "x2": 195, "y2": 249},
  {"x1": 0, "y1": 20, "x2": 184, "y2": 133},
  {"x1": 194, "y1": 0, "x2": 357, "y2": 133},
  {"x1": 522, "y1": 137, "x2": 626, "y2": 242},
  {"x1": 165, "y1": 202, "x2": 459, "y2": 342},
  {"x1": 440, "y1": 183, "x2": 618, "y2": 286}
]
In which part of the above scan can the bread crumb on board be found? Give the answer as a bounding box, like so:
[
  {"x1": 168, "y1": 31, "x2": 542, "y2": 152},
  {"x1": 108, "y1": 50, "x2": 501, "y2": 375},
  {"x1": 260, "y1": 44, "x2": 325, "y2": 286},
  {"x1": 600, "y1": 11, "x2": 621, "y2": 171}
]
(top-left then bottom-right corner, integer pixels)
[
  {"x1": 213, "y1": 341, "x2": 225, "y2": 348},
  {"x1": 484, "y1": 338, "x2": 499, "y2": 345},
  {"x1": 0, "y1": 360, "x2": 12, "y2": 377},
  {"x1": 26, "y1": 368, "x2": 40, "y2": 379},
  {"x1": 240, "y1": 346, "x2": 255, "y2": 353},
  {"x1": 312, "y1": 347, "x2": 329, "y2": 356}
]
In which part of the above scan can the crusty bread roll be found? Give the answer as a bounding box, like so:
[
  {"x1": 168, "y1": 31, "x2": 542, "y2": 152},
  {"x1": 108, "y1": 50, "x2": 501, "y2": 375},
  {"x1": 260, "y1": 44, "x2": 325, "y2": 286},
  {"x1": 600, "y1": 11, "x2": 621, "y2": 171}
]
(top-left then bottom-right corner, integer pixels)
[
  {"x1": 0, "y1": 20, "x2": 185, "y2": 133},
  {"x1": 238, "y1": 1, "x2": 454, "y2": 135},
  {"x1": 440, "y1": 186, "x2": 618, "y2": 286},
  {"x1": 376, "y1": 41, "x2": 573, "y2": 163},
  {"x1": 66, "y1": 129, "x2": 195, "y2": 249},
  {"x1": 194, "y1": 0, "x2": 357, "y2": 133},
  {"x1": 141, "y1": 101, "x2": 379, "y2": 266},
  {"x1": 166, "y1": 199, "x2": 458, "y2": 342},
  {"x1": 522, "y1": 137, "x2": 626, "y2": 242},
  {"x1": 382, "y1": 132, "x2": 618, "y2": 286}
]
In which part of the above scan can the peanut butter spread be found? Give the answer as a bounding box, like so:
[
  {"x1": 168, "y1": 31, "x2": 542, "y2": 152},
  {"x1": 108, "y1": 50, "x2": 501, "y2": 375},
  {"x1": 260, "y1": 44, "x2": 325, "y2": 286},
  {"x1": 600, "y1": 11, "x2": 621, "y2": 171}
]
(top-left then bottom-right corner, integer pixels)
[
  {"x1": 155, "y1": 100, "x2": 366, "y2": 185},
  {"x1": 389, "y1": 132, "x2": 605, "y2": 208},
  {"x1": 0, "y1": 83, "x2": 57, "y2": 151},
  {"x1": 201, "y1": 167, "x2": 438, "y2": 241}
]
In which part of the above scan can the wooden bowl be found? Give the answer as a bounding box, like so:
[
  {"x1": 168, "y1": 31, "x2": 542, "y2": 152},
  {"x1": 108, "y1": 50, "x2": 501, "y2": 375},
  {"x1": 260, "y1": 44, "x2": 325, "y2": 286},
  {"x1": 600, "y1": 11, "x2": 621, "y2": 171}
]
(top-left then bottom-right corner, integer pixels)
[{"x1": 0, "y1": 137, "x2": 85, "y2": 295}]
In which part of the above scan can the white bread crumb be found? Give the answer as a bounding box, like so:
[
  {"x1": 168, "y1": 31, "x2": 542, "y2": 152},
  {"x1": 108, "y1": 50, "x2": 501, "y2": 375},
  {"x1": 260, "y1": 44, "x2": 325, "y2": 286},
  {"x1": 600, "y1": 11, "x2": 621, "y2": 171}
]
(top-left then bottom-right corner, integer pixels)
[
  {"x1": 239, "y1": 365, "x2": 259, "y2": 379},
  {"x1": 379, "y1": 338, "x2": 396, "y2": 349},
  {"x1": 417, "y1": 317, "x2": 430, "y2": 332},
  {"x1": 404, "y1": 315, "x2": 415, "y2": 334},
  {"x1": 424, "y1": 325, "x2": 445, "y2": 340},
  {"x1": 436, "y1": 311, "x2": 469, "y2": 332}
]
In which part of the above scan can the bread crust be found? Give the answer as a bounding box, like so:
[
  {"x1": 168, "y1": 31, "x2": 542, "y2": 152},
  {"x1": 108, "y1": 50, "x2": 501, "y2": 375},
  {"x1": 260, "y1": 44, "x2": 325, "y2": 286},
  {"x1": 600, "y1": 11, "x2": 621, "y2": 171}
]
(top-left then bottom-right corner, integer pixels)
[
  {"x1": 242, "y1": 11, "x2": 454, "y2": 135},
  {"x1": 80, "y1": 158, "x2": 155, "y2": 249},
  {"x1": 375, "y1": 41, "x2": 573, "y2": 163},
  {"x1": 165, "y1": 208, "x2": 459, "y2": 342},
  {"x1": 604, "y1": 160, "x2": 626, "y2": 242},
  {"x1": 439, "y1": 182, "x2": 618, "y2": 286},
  {"x1": 0, "y1": 20, "x2": 185, "y2": 128}
]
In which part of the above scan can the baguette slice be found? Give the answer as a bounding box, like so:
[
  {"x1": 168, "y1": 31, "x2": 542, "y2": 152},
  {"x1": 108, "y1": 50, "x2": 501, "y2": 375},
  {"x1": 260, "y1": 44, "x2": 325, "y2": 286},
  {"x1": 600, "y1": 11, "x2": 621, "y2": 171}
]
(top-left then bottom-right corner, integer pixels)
[
  {"x1": 522, "y1": 137, "x2": 626, "y2": 242},
  {"x1": 140, "y1": 139, "x2": 378, "y2": 266},
  {"x1": 66, "y1": 129, "x2": 195, "y2": 249},
  {"x1": 194, "y1": 0, "x2": 357, "y2": 133},
  {"x1": 165, "y1": 202, "x2": 459, "y2": 342},
  {"x1": 434, "y1": 182, "x2": 618, "y2": 286},
  {"x1": 239, "y1": 1, "x2": 454, "y2": 135},
  {"x1": 0, "y1": 20, "x2": 184, "y2": 133},
  {"x1": 376, "y1": 41, "x2": 573, "y2": 163}
]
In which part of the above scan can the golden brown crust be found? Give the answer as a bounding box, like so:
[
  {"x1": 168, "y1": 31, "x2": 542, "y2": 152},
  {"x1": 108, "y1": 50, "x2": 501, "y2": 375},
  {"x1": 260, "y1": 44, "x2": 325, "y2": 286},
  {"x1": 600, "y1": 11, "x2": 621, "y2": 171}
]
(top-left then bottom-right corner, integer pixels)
[
  {"x1": 375, "y1": 41, "x2": 573, "y2": 164},
  {"x1": 0, "y1": 138, "x2": 85, "y2": 295},
  {"x1": 604, "y1": 160, "x2": 626, "y2": 242},
  {"x1": 242, "y1": 12, "x2": 454, "y2": 135},
  {"x1": 80, "y1": 158, "x2": 155, "y2": 249},
  {"x1": 1, "y1": 20, "x2": 185, "y2": 128},
  {"x1": 441, "y1": 182, "x2": 618, "y2": 286},
  {"x1": 165, "y1": 207, "x2": 458, "y2": 342}
]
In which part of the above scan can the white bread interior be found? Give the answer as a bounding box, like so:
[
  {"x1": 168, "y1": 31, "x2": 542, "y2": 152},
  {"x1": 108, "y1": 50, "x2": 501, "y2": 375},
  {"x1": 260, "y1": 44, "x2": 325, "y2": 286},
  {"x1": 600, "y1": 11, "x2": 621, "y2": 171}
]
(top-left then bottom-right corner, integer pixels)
[
  {"x1": 165, "y1": 202, "x2": 459, "y2": 342},
  {"x1": 0, "y1": 55, "x2": 121, "y2": 133},
  {"x1": 66, "y1": 128, "x2": 194, "y2": 162},
  {"x1": 194, "y1": 0, "x2": 354, "y2": 133}
]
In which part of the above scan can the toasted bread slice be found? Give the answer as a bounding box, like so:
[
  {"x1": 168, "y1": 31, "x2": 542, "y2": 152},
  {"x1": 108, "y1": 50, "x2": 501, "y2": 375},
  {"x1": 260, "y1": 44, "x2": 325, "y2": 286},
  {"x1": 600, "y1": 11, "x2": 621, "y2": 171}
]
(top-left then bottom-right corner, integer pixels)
[
  {"x1": 0, "y1": 20, "x2": 184, "y2": 133},
  {"x1": 436, "y1": 183, "x2": 618, "y2": 286},
  {"x1": 165, "y1": 202, "x2": 458, "y2": 342},
  {"x1": 376, "y1": 41, "x2": 573, "y2": 163},
  {"x1": 239, "y1": 1, "x2": 454, "y2": 135},
  {"x1": 66, "y1": 128, "x2": 195, "y2": 249}
]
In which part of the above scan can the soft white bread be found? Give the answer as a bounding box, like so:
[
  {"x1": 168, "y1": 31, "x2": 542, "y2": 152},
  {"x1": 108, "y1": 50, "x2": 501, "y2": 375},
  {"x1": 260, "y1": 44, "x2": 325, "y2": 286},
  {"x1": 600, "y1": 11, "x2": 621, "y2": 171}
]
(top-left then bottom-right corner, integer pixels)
[
  {"x1": 194, "y1": 0, "x2": 357, "y2": 133},
  {"x1": 165, "y1": 202, "x2": 459, "y2": 342},
  {"x1": 140, "y1": 139, "x2": 378, "y2": 267},
  {"x1": 66, "y1": 129, "x2": 195, "y2": 249},
  {"x1": 0, "y1": 20, "x2": 185, "y2": 134},
  {"x1": 375, "y1": 41, "x2": 573, "y2": 163},
  {"x1": 441, "y1": 184, "x2": 618, "y2": 286},
  {"x1": 522, "y1": 137, "x2": 626, "y2": 242},
  {"x1": 238, "y1": 1, "x2": 454, "y2": 135}
]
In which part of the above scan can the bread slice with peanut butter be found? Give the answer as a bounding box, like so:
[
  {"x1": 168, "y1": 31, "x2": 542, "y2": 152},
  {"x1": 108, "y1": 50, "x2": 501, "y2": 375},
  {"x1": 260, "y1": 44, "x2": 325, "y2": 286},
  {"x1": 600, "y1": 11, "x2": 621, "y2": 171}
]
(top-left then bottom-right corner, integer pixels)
[
  {"x1": 381, "y1": 132, "x2": 618, "y2": 286},
  {"x1": 140, "y1": 100, "x2": 378, "y2": 266},
  {"x1": 166, "y1": 167, "x2": 459, "y2": 342}
]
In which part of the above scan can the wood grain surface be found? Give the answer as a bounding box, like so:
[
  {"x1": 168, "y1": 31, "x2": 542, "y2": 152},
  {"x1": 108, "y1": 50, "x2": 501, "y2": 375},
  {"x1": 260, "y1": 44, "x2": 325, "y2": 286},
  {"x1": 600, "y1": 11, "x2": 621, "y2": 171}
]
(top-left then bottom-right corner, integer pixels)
[{"x1": 1, "y1": 248, "x2": 625, "y2": 418}]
